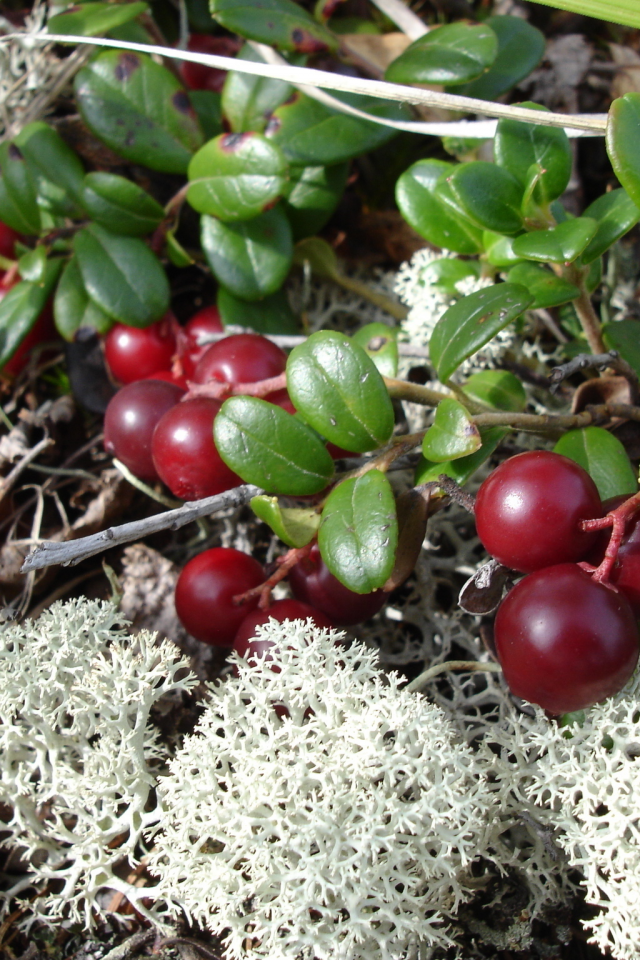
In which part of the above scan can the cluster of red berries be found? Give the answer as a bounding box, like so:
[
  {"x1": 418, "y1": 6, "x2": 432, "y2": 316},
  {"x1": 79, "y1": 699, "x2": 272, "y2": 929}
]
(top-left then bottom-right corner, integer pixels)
[{"x1": 474, "y1": 450, "x2": 640, "y2": 716}]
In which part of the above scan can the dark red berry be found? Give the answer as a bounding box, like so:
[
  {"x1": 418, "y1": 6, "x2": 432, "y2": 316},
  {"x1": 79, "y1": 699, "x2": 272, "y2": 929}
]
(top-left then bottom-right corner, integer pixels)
[
  {"x1": 0, "y1": 221, "x2": 19, "y2": 260},
  {"x1": 193, "y1": 333, "x2": 287, "y2": 387},
  {"x1": 589, "y1": 495, "x2": 640, "y2": 617},
  {"x1": 104, "y1": 317, "x2": 176, "y2": 384},
  {"x1": 175, "y1": 547, "x2": 264, "y2": 646},
  {"x1": 104, "y1": 379, "x2": 184, "y2": 481},
  {"x1": 151, "y1": 396, "x2": 240, "y2": 500},
  {"x1": 143, "y1": 369, "x2": 189, "y2": 390},
  {"x1": 289, "y1": 544, "x2": 386, "y2": 625},
  {"x1": 180, "y1": 305, "x2": 223, "y2": 377},
  {"x1": 494, "y1": 563, "x2": 639, "y2": 714},
  {"x1": 234, "y1": 598, "x2": 335, "y2": 660},
  {"x1": 475, "y1": 450, "x2": 603, "y2": 573},
  {"x1": 178, "y1": 34, "x2": 240, "y2": 92}
]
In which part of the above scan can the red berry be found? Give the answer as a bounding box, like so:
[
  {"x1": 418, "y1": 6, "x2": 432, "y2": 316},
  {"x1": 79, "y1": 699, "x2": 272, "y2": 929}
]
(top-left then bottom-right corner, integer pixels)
[
  {"x1": 475, "y1": 450, "x2": 603, "y2": 573},
  {"x1": 264, "y1": 387, "x2": 296, "y2": 415},
  {"x1": 143, "y1": 369, "x2": 189, "y2": 390},
  {"x1": 104, "y1": 379, "x2": 185, "y2": 481},
  {"x1": 494, "y1": 563, "x2": 639, "y2": 714},
  {"x1": 0, "y1": 221, "x2": 19, "y2": 260},
  {"x1": 151, "y1": 396, "x2": 240, "y2": 500},
  {"x1": 234, "y1": 598, "x2": 335, "y2": 660},
  {"x1": 178, "y1": 34, "x2": 240, "y2": 93},
  {"x1": 104, "y1": 316, "x2": 176, "y2": 384},
  {"x1": 289, "y1": 544, "x2": 386, "y2": 625},
  {"x1": 175, "y1": 547, "x2": 265, "y2": 646},
  {"x1": 180, "y1": 305, "x2": 223, "y2": 377},
  {"x1": 589, "y1": 495, "x2": 640, "y2": 617},
  {"x1": 193, "y1": 333, "x2": 287, "y2": 387}
]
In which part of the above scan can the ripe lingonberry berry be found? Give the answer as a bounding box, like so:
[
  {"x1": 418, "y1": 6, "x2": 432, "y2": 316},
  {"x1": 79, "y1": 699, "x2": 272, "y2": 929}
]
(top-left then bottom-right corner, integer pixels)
[
  {"x1": 0, "y1": 221, "x2": 19, "y2": 260},
  {"x1": 289, "y1": 544, "x2": 386, "y2": 625},
  {"x1": 175, "y1": 547, "x2": 265, "y2": 646},
  {"x1": 178, "y1": 34, "x2": 240, "y2": 92},
  {"x1": 589, "y1": 495, "x2": 640, "y2": 617},
  {"x1": 234, "y1": 598, "x2": 335, "y2": 660},
  {"x1": 475, "y1": 450, "x2": 602, "y2": 573},
  {"x1": 193, "y1": 333, "x2": 287, "y2": 387},
  {"x1": 104, "y1": 379, "x2": 184, "y2": 481},
  {"x1": 104, "y1": 316, "x2": 176, "y2": 384},
  {"x1": 494, "y1": 563, "x2": 639, "y2": 715},
  {"x1": 179, "y1": 306, "x2": 224, "y2": 377}
]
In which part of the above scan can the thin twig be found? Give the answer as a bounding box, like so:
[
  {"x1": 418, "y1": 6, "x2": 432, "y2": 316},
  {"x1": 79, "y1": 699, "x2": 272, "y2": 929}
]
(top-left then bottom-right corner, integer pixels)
[
  {"x1": 549, "y1": 351, "x2": 639, "y2": 394},
  {"x1": 369, "y1": 0, "x2": 429, "y2": 39},
  {"x1": 0, "y1": 435, "x2": 54, "y2": 503},
  {"x1": 406, "y1": 660, "x2": 502, "y2": 693}
]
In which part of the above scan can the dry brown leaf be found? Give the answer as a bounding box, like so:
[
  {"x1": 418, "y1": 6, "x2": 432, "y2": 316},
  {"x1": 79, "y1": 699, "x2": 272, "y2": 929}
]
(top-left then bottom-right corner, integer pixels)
[
  {"x1": 339, "y1": 32, "x2": 411, "y2": 77},
  {"x1": 610, "y1": 43, "x2": 640, "y2": 98},
  {"x1": 70, "y1": 468, "x2": 134, "y2": 538}
]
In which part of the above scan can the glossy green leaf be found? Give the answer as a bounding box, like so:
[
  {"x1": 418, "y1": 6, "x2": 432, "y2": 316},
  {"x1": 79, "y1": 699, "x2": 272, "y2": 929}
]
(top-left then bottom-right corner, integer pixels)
[
  {"x1": 74, "y1": 50, "x2": 204, "y2": 174},
  {"x1": 214, "y1": 395, "x2": 335, "y2": 495},
  {"x1": 54, "y1": 256, "x2": 113, "y2": 341},
  {"x1": 483, "y1": 231, "x2": 525, "y2": 267},
  {"x1": 441, "y1": 162, "x2": 524, "y2": 235},
  {"x1": 554, "y1": 426, "x2": 637, "y2": 500},
  {"x1": 607, "y1": 93, "x2": 640, "y2": 208},
  {"x1": 494, "y1": 103, "x2": 572, "y2": 204},
  {"x1": 73, "y1": 224, "x2": 169, "y2": 326},
  {"x1": 266, "y1": 90, "x2": 408, "y2": 166},
  {"x1": 0, "y1": 259, "x2": 62, "y2": 368},
  {"x1": 512, "y1": 217, "x2": 597, "y2": 264},
  {"x1": 187, "y1": 132, "x2": 287, "y2": 221},
  {"x1": 287, "y1": 331, "x2": 395, "y2": 452},
  {"x1": 451, "y1": 15, "x2": 545, "y2": 101},
  {"x1": 0, "y1": 142, "x2": 41, "y2": 235},
  {"x1": 210, "y1": 0, "x2": 336, "y2": 53},
  {"x1": 14, "y1": 122, "x2": 85, "y2": 206},
  {"x1": 318, "y1": 469, "x2": 397, "y2": 593},
  {"x1": 351, "y1": 323, "x2": 398, "y2": 378},
  {"x1": 385, "y1": 22, "x2": 497, "y2": 86},
  {"x1": 602, "y1": 320, "x2": 640, "y2": 379},
  {"x1": 201, "y1": 206, "x2": 293, "y2": 300},
  {"x1": 48, "y1": 2, "x2": 148, "y2": 36},
  {"x1": 250, "y1": 495, "x2": 320, "y2": 548},
  {"x1": 526, "y1": 0, "x2": 639, "y2": 29},
  {"x1": 422, "y1": 398, "x2": 481, "y2": 462},
  {"x1": 17, "y1": 247, "x2": 47, "y2": 284},
  {"x1": 217, "y1": 286, "x2": 299, "y2": 334},
  {"x1": 189, "y1": 90, "x2": 224, "y2": 140},
  {"x1": 507, "y1": 262, "x2": 580, "y2": 309},
  {"x1": 418, "y1": 257, "x2": 482, "y2": 296},
  {"x1": 415, "y1": 425, "x2": 509, "y2": 486},
  {"x1": 82, "y1": 172, "x2": 164, "y2": 236},
  {"x1": 292, "y1": 235, "x2": 339, "y2": 279},
  {"x1": 222, "y1": 43, "x2": 292, "y2": 133},
  {"x1": 396, "y1": 159, "x2": 483, "y2": 255},
  {"x1": 463, "y1": 369, "x2": 526, "y2": 412},
  {"x1": 430, "y1": 282, "x2": 533, "y2": 383},
  {"x1": 580, "y1": 189, "x2": 640, "y2": 264},
  {"x1": 282, "y1": 162, "x2": 348, "y2": 240}
]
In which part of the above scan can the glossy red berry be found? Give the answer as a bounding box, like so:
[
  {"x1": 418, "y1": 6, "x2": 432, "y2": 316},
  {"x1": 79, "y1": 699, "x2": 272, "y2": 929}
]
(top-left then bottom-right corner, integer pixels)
[
  {"x1": 151, "y1": 396, "x2": 240, "y2": 500},
  {"x1": 475, "y1": 450, "x2": 603, "y2": 573},
  {"x1": 178, "y1": 34, "x2": 240, "y2": 92},
  {"x1": 180, "y1": 305, "x2": 223, "y2": 377},
  {"x1": 193, "y1": 333, "x2": 287, "y2": 387},
  {"x1": 143, "y1": 369, "x2": 189, "y2": 390},
  {"x1": 104, "y1": 379, "x2": 184, "y2": 481},
  {"x1": 289, "y1": 544, "x2": 386, "y2": 625},
  {"x1": 175, "y1": 547, "x2": 265, "y2": 646},
  {"x1": 494, "y1": 563, "x2": 639, "y2": 715},
  {"x1": 104, "y1": 317, "x2": 176, "y2": 384},
  {"x1": 234, "y1": 598, "x2": 335, "y2": 660}
]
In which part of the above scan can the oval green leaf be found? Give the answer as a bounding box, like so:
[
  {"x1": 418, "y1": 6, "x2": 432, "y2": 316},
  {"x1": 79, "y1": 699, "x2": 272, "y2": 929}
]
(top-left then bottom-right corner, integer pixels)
[
  {"x1": 415, "y1": 425, "x2": 509, "y2": 486},
  {"x1": 214, "y1": 395, "x2": 335, "y2": 495},
  {"x1": 282, "y1": 162, "x2": 349, "y2": 240},
  {"x1": 494, "y1": 103, "x2": 572, "y2": 204},
  {"x1": 73, "y1": 224, "x2": 169, "y2": 326},
  {"x1": 430, "y1": 282, "x2": 533, "y2": 383},
  {"x1": 217, "y1": 286, "x2": 299, "y2": 334},
  {"x1": 0, "y1": 259, "x2": 63, "y2": 369},
  {"x1": 222, "y1": 43, "x2": 292, "y2": 133},
  {"x1": 451, "y1": 15, "x2": 545, "y2": 101},
  {"x1": 0, "y1": 142, "x2": 41, "y2": 235},
  {"x1": 553, "y1": 426, "x2": 637, "y2": 500},
  {"x1": 422, "y1": 398, "x2": 481, "y2": 462},
  {"x1": 286, "y1": 331, "x2": 395, "y2": 452},
  {"x1": 250, "y1": 495, "x2": 320, "y2": 548},
  {"x1": 512, "y1": 217, "x2": 598, "y2": 264},
  {"x1": 17, "y1": 246, "x2": 47, "y2": 284},
  {"x1": 48, "y1": 1, "x2": 148, "y2": 36},
  {"x1": 607, "y1": 93, "x2": 640, "y2": 209},
  {"x1": 580, "y1": 188, "x2": 640, "y2": 264},
  {"x1": 201, "y1": 206, "x2": 293, "y2": 300},
  {"x1": 602, "y1": 319, "x2": 640, "y2": 379},
  {"x1": 463, "y1": 369, "x2": 526, "y2": 412},
  {"x1": 14, "y1": 122, "x2": 85, "y2": 206},
  {"x1": 318, "y1": 469, "x2": 398, "y2": 593},
  {"x1": 210, "y1": 0, "x2": 336, "y2": 53},
  {"x1": 483, "y1": 231, "x2": 526, "y2": 267},
  {"x1": 385, "y1": 22, "x2": 497, "y2": 86},
  {"x1": 54, "y1": 256, "x2": 113, "y2": 341},
  {"x1": 506, "y1": 261, "x2": 580, "y2": 309},
  {"x1": 82, "y1": 172, "x2": 165, "y2": 236},
  {"x1": 442, "y1": 161, "x2": 524, "y2": 235},
  {"x1": 351, "y1": 323, "x2": 398, "y2": 378},
  {"x1": 396, "y1": 159, "x2": 483, "y2": 254}
]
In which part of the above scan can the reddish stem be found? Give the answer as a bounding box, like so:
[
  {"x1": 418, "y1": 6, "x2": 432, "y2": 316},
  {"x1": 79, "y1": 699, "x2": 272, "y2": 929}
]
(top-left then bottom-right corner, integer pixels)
[
  {"x1": 232, "y1": 543, "x2": 313, "y2": 610},
  {"x1": 579, "y1": 491, "x2": 640, "y2": 584},
  {"x1": 184, "y1": 371, "x2": 288, "y2": 403}
]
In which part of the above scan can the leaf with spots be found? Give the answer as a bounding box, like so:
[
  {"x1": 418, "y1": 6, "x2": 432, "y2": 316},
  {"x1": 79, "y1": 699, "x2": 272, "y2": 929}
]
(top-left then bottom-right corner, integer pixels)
[
  {"x1": 210, "y1": 0, "x2": 337, "y2": 53},
  {"x1": 422, "y1": 398, "x2": 481, "y2": 462}
]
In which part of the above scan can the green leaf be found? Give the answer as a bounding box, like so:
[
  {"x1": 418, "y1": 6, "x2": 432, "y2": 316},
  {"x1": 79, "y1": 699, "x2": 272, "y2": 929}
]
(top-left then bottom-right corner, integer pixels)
[
  {"x1": 385, "y1": 22, "x2": 497, "y2": 86},
  {"x1": 17, "y1": 246, "x2": 47, "y2": 284},
  {"x1": 201, "y1": 206, "x2": 293, "y2": 300},
  {"x1": 580, "y1": 188, "x2": 640, "y2": 264},
  {"x1": 451, "y1": 15, "x2": 545, "y2": 101},
  {"x1": 217, "y1": 286, "x2": 299, "y2": 334},
  {"x1": 250, "y1": 495, "x2": 320, "y2": 547},
  {"x1": 292, "y1": 235, "x2": 339, "y2": 279},
  {"x1": 441, "y1": 161, "x2": 524, "y2": 235},
  {"x1": 47, "y1": 1, "x2": 148, "y2": 36},
  {"x1": 430, "y1": 283, "x2": 533, "y2": 382},
  {"x1": 0, "y1": 142, "x2": 41, "y2": 235},
  {"x1": 214, "y1": 395, "x2": 335, "y2": 495},
  {"x1": 351, "y1": 323, "x2": 398, "y2": 378},
  {"x1": 396, "y1": 159, "x2": 483, "y2": 254},
  {"x1": 14, "y1": 122, "x2": 86, "y2": 206},
  {"x1": 222, "y1": 42, "x2": 292, "y2": 133},
  {"x1": 507, "y1": 261, "x2": 580, "y2": 309},
  {"x1": 282, "y1": 162, "x2": 349, "y2": 240},
  {"x1": 287, "y1": 331, "x2": 395, "y2": 452},
  {"x1": 54, "y1": 256, "x2": 113, "y2": 341},
  {"x1": 187, "y1": 132, "x2": 288, "y2": 221},
  {"x1": 483, "y1": 231, "x2": 525, "y2": 267},
  {"x1": 494, "y1": 102, "x2": 572, "y2": 205},
  {"x1": 73, "y1": 224, "x2": 169, "y2": 326},
  {"x1": 318, "y1": 469, "x2": 397, "y2": 593},
  {"x1": 463, "y1": 369, "x2": 526, "y2": 412},
  {"x1": 422, "y1": 398, "x2": 481, "y2": 462},
  {"x1": 415, "y1": 425, "x2": 509, "y2": 486},
  {"x1": 165, "y1": 229, "x2": 194, "y2": 267},
  {"x1": 602, "y1": 319, "x2": 640, "y2": 379},
  {"x1": 210, "y1": 0, "x2": 336, "y2": 52},
  {"x1": 82, "y1": 172, "x2": 165, "y2": 236},
  {"x1": 418, "y1": 257, "x2": 482, "y2": 296},
  {"x1": 607, "y1": 93, "x2": 640, "y2": 209},
  {"x1": 0, "y1": 259, "x2": 63, "y2": 368},
  {"x1": 189, "y1": 90, "x2": 224, "y2": 140},
  {"x1": 266, "y1": 90, "x2": 408, "y2": 166},
  {"x1": 553, "y1": 426, "x2": 637, "y2": 500},
  {"x1": 74, "y1": 50, "x2": 204, "y2": 174},
  {"x1": 512, "y1": 217, "x2": 597, "y2": 263},
  {"x1": 526, "y1": 0, "x2": 640, "y2": 30}
]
